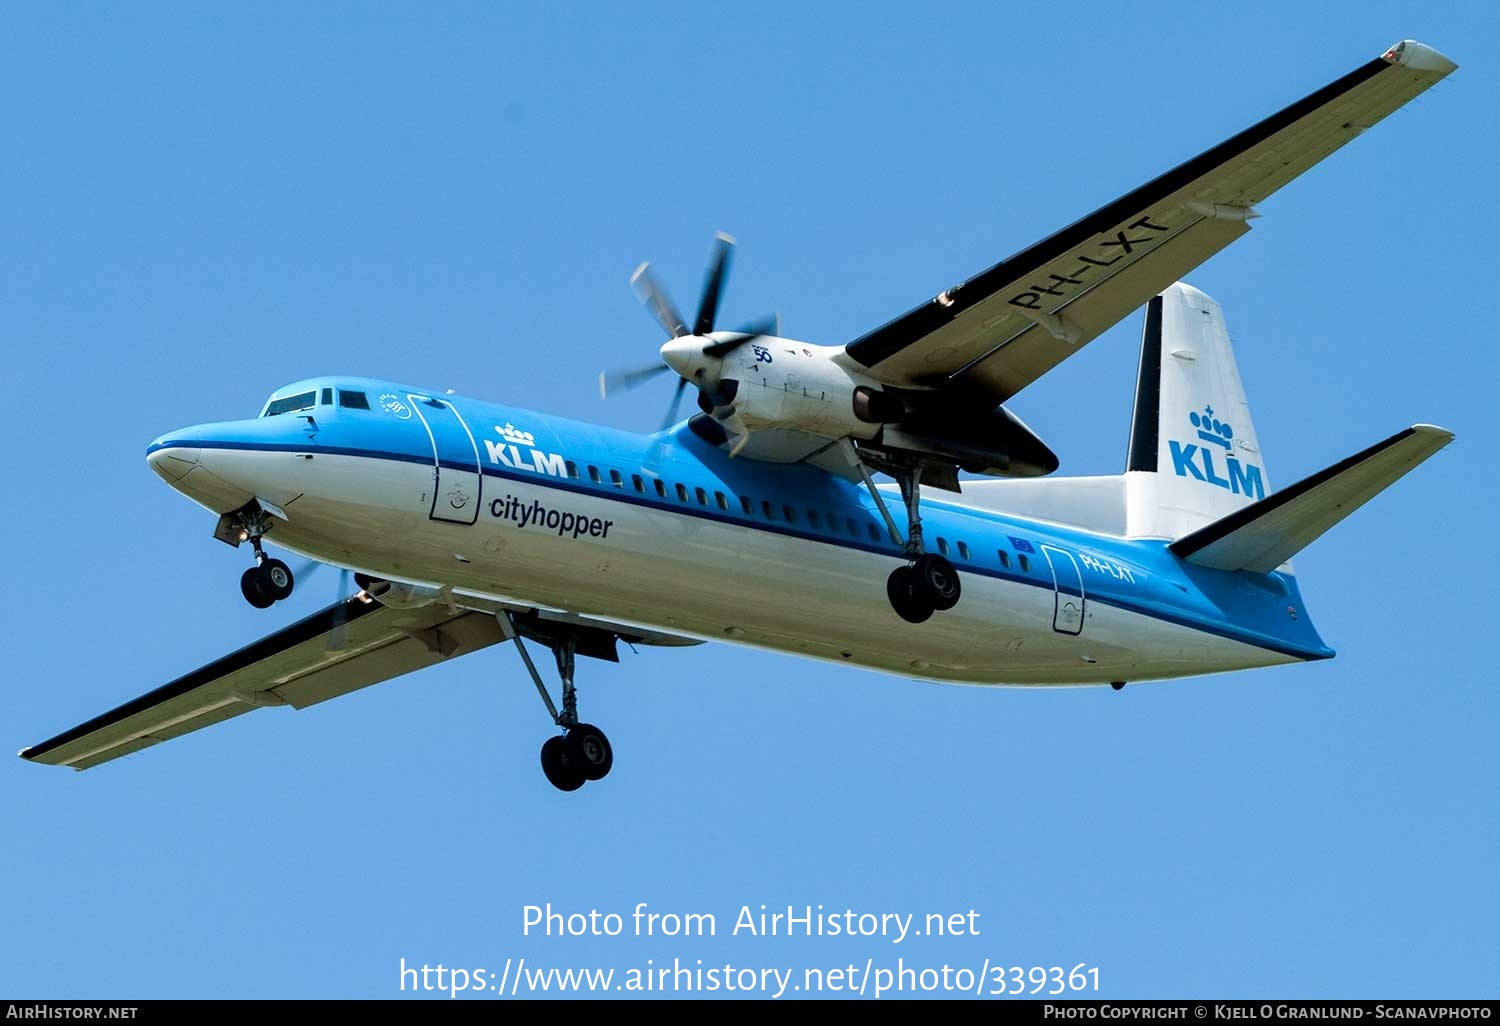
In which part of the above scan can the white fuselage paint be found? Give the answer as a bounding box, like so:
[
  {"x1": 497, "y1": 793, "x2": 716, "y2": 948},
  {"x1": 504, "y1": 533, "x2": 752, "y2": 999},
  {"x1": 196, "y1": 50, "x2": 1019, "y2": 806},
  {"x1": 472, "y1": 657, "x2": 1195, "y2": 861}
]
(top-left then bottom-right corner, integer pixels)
[{"x1": 176, "y1": 448, "x2": 1290, "y2": 686}]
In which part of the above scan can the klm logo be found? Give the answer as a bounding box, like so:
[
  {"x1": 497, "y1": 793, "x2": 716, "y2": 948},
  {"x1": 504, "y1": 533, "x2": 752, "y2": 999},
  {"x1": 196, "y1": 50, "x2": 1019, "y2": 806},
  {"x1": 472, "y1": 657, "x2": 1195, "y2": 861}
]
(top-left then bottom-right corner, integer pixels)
[
  {"x1": 1168, "y1": 405, "x2": 1264, "y2": 500},
  {"x1": 484, "y1": 423, "x2": 567, "y2": 477}
]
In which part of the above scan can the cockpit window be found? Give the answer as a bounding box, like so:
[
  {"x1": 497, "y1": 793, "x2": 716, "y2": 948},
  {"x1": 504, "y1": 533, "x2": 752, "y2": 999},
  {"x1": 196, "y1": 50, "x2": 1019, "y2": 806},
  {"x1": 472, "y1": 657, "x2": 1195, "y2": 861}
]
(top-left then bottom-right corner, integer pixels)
[
  {"x1": 263, "y1": 391, "x2": 317, "y2": 417},
  {"x1": 338, "y1": 390, "x2": 370, "y2": 410}
]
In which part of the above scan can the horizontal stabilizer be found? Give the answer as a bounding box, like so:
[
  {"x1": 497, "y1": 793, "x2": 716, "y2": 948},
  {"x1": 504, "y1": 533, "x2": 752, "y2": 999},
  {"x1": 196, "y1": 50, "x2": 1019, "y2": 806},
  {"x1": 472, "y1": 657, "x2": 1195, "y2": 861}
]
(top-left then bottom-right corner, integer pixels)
[{"x1": 1168, "y1": 425, "x2": 1453, "y2": 573}]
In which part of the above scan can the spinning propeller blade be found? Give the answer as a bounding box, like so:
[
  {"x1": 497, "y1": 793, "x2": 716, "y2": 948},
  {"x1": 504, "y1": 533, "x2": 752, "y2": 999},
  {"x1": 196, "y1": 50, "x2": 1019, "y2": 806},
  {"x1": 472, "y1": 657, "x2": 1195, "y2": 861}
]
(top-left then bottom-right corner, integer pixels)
[{"x1": 605, "y1": 232, "x2": 778, "y2": 434}]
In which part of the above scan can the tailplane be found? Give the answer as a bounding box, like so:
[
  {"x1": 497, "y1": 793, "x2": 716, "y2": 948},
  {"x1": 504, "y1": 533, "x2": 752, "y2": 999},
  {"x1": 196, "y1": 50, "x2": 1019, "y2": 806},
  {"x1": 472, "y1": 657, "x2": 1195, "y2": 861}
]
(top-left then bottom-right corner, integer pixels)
[{"x1": 1169, "y1": 425, "x2": 1452, "y2": 572}]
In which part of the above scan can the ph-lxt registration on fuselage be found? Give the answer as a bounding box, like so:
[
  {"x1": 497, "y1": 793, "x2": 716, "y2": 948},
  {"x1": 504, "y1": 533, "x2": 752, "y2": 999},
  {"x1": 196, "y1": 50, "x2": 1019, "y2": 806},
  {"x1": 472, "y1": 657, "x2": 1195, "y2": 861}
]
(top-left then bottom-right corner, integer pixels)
[{"x1": 22, "y1": 40, "x2": 1458, "y2": 791}]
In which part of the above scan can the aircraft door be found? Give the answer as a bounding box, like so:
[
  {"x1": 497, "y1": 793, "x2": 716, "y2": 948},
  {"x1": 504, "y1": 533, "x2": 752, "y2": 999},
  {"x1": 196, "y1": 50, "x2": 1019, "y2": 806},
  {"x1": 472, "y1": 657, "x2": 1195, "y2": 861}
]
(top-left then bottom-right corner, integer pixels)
[
  {"x1": 408, "y1": 394, "x2": 482, "y2": 525},
  {"x1": 1040, "y1": 545, "x2": 1085, "y2": 635}
]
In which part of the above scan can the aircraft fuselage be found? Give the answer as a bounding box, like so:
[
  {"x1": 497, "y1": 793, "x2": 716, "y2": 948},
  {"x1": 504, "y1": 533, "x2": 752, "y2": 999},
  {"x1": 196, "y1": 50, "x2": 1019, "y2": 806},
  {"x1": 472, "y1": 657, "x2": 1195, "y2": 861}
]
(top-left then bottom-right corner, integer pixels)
[{"x1": 147, "y1": 376, "x2": 1331, "y2": 687}]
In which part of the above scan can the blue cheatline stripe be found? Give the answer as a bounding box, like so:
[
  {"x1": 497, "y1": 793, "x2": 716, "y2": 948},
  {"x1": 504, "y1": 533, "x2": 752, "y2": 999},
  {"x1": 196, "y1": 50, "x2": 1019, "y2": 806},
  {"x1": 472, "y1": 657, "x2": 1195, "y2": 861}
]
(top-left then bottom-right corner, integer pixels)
[{"x1": 149, "y1": 439, "x2": 1330, "y2": 661}]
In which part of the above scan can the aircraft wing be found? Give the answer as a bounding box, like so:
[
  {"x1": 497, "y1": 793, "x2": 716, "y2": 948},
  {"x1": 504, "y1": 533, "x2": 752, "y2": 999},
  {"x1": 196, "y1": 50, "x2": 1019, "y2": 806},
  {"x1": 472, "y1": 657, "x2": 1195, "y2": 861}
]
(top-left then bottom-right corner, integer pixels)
[
  {"x1": 842, "y1": 40, "x2": 1456, "y2": 403},
  {"x1": 21, "y1": 593, "x2": 697, "y2": 771}
]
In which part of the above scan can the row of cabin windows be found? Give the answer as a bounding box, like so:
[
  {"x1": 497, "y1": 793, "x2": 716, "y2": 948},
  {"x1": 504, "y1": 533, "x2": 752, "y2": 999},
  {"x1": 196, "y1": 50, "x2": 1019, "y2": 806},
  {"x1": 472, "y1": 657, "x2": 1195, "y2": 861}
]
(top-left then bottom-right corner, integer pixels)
[
  {"x1": 556, "y1": 458, "x2": 1040, "y2": 572},
  {"x1": 562, "y1": 460, "x2": 890, "y2": 540},
  {"x1": 935, "y1": 535, "x2": 1031, "y2": 573}
]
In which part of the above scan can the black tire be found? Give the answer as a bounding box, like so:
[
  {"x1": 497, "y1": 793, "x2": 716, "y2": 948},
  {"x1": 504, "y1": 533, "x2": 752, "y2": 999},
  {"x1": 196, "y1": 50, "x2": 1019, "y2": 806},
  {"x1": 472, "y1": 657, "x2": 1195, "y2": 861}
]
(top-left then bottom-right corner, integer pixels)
[
  {"x1": 540, "y1": 736, "x2": 586, "y2": 792},
  {"x1": 240, "y1": 567, "x2": 275, "y2": 609},
  {"x1": 259, "y1": 558, "x2": 295, "y2": 602},
  {"x1": 913, "y1": 553, "x2": 961, "y2": 611},
  {"x1": 565, "y1": 723, "x2": 614, "y2": 781},
  {"x1": 886, "y1": 566, "x2": 933, "y2": 624}
]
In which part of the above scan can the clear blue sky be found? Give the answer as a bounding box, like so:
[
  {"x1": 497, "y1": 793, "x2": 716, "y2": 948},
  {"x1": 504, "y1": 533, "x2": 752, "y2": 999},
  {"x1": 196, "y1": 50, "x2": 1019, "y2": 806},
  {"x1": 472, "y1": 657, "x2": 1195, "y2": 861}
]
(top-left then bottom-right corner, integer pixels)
[{"x1": 3, "y1": 1, "x2": 1495, "y2": 1000}]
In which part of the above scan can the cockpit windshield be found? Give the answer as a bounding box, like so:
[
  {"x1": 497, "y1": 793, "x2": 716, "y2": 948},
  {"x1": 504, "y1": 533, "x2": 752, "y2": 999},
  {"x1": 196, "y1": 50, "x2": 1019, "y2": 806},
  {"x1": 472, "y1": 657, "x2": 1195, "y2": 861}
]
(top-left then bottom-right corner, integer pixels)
[{"x1": 262, "y1": 390, "x2": 317, "y2": 417}]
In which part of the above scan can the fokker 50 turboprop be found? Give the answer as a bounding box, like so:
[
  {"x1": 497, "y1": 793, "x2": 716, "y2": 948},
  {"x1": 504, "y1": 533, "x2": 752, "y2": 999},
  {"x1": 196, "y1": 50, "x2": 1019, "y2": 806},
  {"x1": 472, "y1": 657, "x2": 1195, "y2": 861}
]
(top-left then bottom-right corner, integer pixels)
[{"x1": 24, "y1": 40, "x2": 1457, "y2": 790}]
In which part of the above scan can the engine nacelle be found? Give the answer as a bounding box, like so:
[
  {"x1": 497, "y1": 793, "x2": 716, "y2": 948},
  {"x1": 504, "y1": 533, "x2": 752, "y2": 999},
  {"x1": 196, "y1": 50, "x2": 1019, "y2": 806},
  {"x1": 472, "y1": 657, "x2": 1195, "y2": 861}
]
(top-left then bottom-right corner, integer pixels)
[
  {"x1": 707, "y1": 339, "x2": 893, "y2": 439},
  {"x1": 354, "y1": 574, "x2": 444, "y2": 609},
  {"x1": 692, "y1": 335, "x2": 1058, "y2": 478}
]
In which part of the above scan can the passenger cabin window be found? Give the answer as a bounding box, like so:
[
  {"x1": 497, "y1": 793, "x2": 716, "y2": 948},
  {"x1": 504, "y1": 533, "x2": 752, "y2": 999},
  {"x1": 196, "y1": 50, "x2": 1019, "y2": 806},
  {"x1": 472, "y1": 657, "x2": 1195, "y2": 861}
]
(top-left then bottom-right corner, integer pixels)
[
  {"x1": 827, "y1": 514, "x2": 840, "y2": 535},
  {"x1": 761, "y1": 500, "x2": 775, "y2": 519},
  {"x1": 695, "y1": 487, "x2": 708, "y2": 507},
  {"x1": 846, "y1": 517, "x2": 859, "y2": 536},
  {"x1": 1019, "y1": 554, "x2": 1031, "y2": 573},
  {"x1": 338, "y1": 390, "x2": 370, "y2": 410},
  {"x1": 998, "y1": 550, "x2": 1011, "y2": 569},
  {"x1": 740, "y1": 496, "x2": 754, "y2": 515},
  {"x1": 808, "y1": 510, "x2": 821, "y2": 529},
  {"x1": 565, "y1": 461, "x2": 580, "y2": 479},
  {"x1": 936, "y1": 537, "x2": 949, "y2": 556},
  {"x1": 958, "y1": 541, "x2": 970, "y2": 560},
  {"x1": 632, "y1": 474, "x2": 645, "y2": 493},
  {"x1": 715, "y1": 491, "x2": 729, "y2": 511},
  {"x1": 867, "y1": 522, "x2": 882, "y2": 542},
  {"x1": 588, "y1": 465, "x2": 602, "y2": 484},
  {"x1": 654, "y1": 479, "x2": 667, "y2": 498},
  {"x1": 676, "y1": 483, "x2": 689, "y2": 502},
  {"x1": 609, "y1": 469, "x2": 623, "y2": 488},
  {"x1": 264, "y1": 391, "x2": 317, "y2": 417},
  {"x1": 783, "y1": 505, "x2": 797, "y2": 524}
]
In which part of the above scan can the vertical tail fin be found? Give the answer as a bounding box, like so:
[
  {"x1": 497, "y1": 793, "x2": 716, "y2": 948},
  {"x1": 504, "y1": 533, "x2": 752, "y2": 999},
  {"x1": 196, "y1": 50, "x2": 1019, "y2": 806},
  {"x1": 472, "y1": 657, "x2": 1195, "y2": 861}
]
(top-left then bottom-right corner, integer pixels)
[{"x1": 1125, "y1": 282, "x2": 1270, "y2": 539}]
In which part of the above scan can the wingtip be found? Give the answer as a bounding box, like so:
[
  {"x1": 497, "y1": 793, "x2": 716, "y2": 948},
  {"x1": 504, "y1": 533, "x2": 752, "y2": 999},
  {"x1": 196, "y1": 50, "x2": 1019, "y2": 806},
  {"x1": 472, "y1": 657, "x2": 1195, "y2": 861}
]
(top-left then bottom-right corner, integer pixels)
[
  {"x1": 714, "y1": 230, "x2": 736, "y2": 245},
  {"x1": 1410, "y1": 423, "x2": 1456, "y2": 444},
  {"x1": 598, "y1": 372, "x2": 608, "y2": 400},
  {"x1": 1382, "y1": 40, "x2": 1457, "y2": 75},
  {"x1": 629, "y1": 261, "x2": 650, "y2": 287}
]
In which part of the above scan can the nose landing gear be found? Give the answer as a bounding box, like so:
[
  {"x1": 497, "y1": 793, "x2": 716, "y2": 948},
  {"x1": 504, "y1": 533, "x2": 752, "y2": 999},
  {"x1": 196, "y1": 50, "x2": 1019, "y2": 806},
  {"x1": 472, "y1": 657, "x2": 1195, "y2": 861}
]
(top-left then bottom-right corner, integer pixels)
[
  {"x1": 240, "y1": 558, "x2": 295, "y2": 609},
  {"x1": 224, "y1": 504, "x2": 296, "y2": 609}
]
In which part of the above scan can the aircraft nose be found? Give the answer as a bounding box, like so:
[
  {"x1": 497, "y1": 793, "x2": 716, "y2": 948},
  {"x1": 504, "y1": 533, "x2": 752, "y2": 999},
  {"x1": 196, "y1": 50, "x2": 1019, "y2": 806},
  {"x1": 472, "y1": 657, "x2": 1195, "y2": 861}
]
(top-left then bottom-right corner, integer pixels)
[{"x1": 146, "y1": 431, "x2": 202, "y2": 482}]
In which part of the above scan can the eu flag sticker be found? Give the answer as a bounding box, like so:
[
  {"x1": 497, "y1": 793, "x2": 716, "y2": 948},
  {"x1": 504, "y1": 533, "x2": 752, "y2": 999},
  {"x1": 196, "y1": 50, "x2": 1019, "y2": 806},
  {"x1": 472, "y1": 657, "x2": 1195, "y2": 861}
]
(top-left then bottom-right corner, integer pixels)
[{"x1": 1007, "y1": 536, "x2": 1036, "y2": 553}]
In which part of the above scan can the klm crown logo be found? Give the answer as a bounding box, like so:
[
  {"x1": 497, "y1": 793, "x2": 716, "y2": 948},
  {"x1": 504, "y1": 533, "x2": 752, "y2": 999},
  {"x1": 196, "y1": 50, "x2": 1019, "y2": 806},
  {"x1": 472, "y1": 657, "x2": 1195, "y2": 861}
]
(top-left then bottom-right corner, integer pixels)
[
  {"x1": 485, "y1": 422, "x2": 566, "y2": 478},
  {"x1": 497, "y1": 423, "x2": 536, "y2": 447},
  {"x1": 1189, "y1": 406, "x2": 1233, "y2": 450},
  {"x1": 1168, "y1": 403, "x2": 1263, "y2": 500}
]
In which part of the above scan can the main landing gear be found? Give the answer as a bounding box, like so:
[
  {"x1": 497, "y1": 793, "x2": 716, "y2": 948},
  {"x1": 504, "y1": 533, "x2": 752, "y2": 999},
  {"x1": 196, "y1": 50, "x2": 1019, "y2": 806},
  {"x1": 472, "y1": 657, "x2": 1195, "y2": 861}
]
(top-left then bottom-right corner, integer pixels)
[
  {"x1": 501, "y1": 613, "x2": 614, "y2": 792},
  {"x1": 232, "y1": 507, "x2": 295, "y2": 610},
  {"x1": 859, "y1": 460, "x2": 961, "y2": 624}
]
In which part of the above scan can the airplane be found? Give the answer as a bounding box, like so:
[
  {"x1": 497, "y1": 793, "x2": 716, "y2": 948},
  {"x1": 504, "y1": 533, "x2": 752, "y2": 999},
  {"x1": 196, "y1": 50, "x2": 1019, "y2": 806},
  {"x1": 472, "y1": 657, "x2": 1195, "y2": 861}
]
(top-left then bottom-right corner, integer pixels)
[{"x1": 22, "y1": 39, "x2": 1457, "y2": 791}]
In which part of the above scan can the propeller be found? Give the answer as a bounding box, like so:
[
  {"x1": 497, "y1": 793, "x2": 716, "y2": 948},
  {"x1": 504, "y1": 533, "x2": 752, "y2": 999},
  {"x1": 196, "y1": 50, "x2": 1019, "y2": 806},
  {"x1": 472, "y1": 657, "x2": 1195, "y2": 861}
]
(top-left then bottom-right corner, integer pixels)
[
  {"x1": 326, "y1": 567, "x2": 355, "y2": 651},
  {"x1": 599, "y1": 232, "x2": 778, "y2": 431},
  {"x1": 289, "y1": 558, "x2": 358, "y2": 650}
]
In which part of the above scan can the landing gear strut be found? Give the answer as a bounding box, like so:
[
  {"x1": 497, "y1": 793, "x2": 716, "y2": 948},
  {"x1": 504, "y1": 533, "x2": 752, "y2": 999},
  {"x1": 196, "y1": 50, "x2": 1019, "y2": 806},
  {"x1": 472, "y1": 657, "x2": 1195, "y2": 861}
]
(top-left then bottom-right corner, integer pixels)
[
  {"x1": 858, "y1": 459, "x2": 961, "y2": 624},
  {"x1": 501, "y1": 613, "x2": 613, "y2": 792},
  {"x1": 230, "y1": 506, "x2": 295, "y2": 609}
]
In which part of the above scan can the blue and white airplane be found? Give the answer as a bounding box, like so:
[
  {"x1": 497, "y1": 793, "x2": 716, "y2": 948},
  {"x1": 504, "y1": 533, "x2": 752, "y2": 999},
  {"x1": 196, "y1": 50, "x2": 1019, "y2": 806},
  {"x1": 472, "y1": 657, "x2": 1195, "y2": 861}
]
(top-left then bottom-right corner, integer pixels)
[{"x1": 23, "y1": 40, "x2": 1457, "y2": 790}]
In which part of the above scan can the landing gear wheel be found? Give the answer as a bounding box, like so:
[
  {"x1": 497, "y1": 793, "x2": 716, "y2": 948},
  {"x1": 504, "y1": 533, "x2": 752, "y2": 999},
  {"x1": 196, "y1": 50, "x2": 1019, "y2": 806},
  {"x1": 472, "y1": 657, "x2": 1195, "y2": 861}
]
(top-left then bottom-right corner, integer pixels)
[
  {"x1": 887, "y1": 566, "x2": 934, "y2": 624},
  {"x1": 240, "y1": 567, "x2": 274, "y2": 609},
  {"x1": 540, "y1": 736, "x2": 586, "y2": 792},
  {"x1": 912, "y1": 554, "x2": 961, "y2": 611},
  {"x1": 258, "y1": 558, "x2": 295, "y2": 602},
  {"x1": 566, "y1": 723, "x2": 614, "y2": 781}
]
